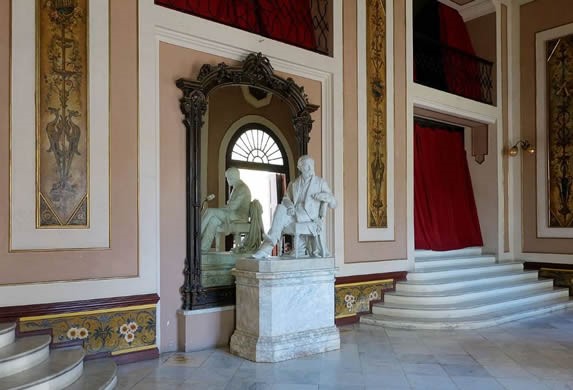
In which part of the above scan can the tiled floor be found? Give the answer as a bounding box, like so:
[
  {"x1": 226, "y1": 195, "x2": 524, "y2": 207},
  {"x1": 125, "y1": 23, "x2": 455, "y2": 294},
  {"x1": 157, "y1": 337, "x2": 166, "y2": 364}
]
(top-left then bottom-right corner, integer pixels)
[{"x1": 117, "y1": 309, "x2": 573, "y2": 389}]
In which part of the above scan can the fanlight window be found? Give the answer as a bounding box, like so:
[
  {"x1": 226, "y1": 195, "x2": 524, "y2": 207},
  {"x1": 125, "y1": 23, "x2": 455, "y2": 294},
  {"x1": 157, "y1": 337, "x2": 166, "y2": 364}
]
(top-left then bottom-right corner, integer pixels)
[{"x1": 231, "y1": 128, "x2": 284, "y2": 166}]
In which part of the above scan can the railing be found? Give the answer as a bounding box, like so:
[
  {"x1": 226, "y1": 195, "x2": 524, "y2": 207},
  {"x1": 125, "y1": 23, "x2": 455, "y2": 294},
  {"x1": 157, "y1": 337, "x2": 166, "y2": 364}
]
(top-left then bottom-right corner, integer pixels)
[
  {"x1": 154, "y1": 0, "x2": 332, "y2": 56},
  {"x1": 414, "y1": 34, "x2": 494, "y2": 105}
]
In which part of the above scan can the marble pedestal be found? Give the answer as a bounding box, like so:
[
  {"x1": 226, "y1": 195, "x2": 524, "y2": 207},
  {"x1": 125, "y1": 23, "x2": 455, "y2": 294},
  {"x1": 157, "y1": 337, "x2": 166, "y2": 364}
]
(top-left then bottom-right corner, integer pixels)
[
  {"x1": 230, "y1": 257, "x2": 340, "y2": 362},
  {"x1": 201, "y1": 252, "x2": 239, "y2": 287}
]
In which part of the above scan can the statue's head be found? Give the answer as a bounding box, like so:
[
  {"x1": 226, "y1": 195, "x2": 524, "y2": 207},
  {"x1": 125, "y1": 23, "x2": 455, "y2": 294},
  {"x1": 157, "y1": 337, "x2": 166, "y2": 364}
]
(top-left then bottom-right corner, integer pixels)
[
  {"x1": 225, "y1": 167, "x2": 241, "y2": 186},
  {"x1": 297, "y1": 155, "x2": 315, "y2": 178}
]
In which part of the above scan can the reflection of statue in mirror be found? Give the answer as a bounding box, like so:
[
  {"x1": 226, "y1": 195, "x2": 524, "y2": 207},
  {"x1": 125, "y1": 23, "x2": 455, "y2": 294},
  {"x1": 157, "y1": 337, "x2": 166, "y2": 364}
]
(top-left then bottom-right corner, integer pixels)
[
  {"x1": 201, "y1": 167, "x2": 251, "y2": 252},
  {"x1": 253, "y1": 155, "x2": 336, "y2": 259}
]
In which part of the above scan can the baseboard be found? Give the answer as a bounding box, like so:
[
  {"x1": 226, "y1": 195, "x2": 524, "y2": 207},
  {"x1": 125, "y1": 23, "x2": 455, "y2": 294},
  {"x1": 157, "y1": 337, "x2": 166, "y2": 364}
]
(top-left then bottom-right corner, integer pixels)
[
  {"x1": 524, "y1": 262, "x2": 573, "y2": 296},
  {"x1": 334, "y1": 272, "x2": 407, "y2": 325},
  {"x1": 0, "y1": 294, "x2": 159, "y2": 363}
]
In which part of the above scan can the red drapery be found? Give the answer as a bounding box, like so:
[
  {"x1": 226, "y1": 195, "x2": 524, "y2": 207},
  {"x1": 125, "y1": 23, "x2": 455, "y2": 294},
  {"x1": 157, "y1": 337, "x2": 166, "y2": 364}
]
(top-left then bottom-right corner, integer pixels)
[
  {"x1": 154, "y1": 0, "x2": 316, "y2": 51},
  {"x1": 438, "y1": 4, "x2": 482, "y2": 101},
  {"x1": 414, "y1": 123, "x2": 483, "y2": 251}
]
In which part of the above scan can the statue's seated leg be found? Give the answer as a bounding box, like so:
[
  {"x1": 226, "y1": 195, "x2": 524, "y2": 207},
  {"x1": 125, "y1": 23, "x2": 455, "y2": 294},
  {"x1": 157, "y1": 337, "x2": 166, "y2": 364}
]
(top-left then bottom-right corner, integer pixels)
[
  {"x1": 201, "y1": 218, "x2": 222, "y2": 252},
  {"x1": 252, "y1": 205, "x2": 292, "y2": 259}
]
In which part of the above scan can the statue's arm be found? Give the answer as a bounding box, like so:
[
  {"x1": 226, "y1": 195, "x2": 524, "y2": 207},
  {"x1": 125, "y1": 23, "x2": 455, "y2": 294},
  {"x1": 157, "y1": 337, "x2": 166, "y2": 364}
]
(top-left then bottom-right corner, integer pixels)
[
  {"x1": 225, "y1": 185, "x2": 249, "y2": 211},
  {"x1": 317, "y1": 179, "x2": 336, "y2": 209}
]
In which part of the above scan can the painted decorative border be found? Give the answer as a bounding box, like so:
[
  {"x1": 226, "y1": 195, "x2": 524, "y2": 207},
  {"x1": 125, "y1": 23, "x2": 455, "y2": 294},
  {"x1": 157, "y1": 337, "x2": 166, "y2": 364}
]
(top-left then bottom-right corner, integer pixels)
[
  {"x1": 10, "y1": 0, "x2": 109, "y2": 249},
  {"x1": 19, "y1": 305, "x2": 156, "y2": 355},
  {"x1": 36, "y1": 0, "x2": 90, "y2": 228},
  {"x1": 334, "y1": 272, "x2": 405, "y2": 324},
  {"x1": 357, "y1": 0, "x2": 395, "y2": 241},
  {"x1": 536, "y1": 22, "x2": 573, "y2": 237},
  {"x1": 524, "y1": 262, "x2": 573, "y2": 296},
  {"x1": 1, "y1": 294, "x2": 158, "y2": 359}
]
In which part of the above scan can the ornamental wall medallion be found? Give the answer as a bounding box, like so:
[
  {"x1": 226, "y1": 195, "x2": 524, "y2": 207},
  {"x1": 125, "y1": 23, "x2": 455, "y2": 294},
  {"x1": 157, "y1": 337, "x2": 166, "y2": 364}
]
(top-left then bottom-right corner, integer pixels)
[
  {"x1": 366, "y1": 0, "x2": 387, "y2": 228},
  {"x1": 547, "y1": 34, "x2": 573, "y2": 228},
  {"x1": 37, "y1": 0, "x2": 89, "y2": 227}
]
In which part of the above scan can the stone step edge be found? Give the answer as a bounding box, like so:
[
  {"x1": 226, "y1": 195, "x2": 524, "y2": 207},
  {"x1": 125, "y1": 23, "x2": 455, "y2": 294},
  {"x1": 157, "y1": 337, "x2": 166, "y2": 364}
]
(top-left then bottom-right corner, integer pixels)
[
  {"x1": 0, "y1": 335, "x2": 51, "y2": 364},
  {"x1": 0, "y1": 348, "x2": 84, "y2": 390},
  {"x1": 362, "y1": 298, "x2": 573, "y2": 330},
  {"x1": 0, "y1": 324, "x2": 16, "y2": 336},
  {"x1": 408, "y1": 261, "x2": 523, "y2": 275},
  {"x1": 373, "y1": 287, "x2": 567, "y2": 312},
  {"x1": 0, "y1": 324, "x2": 16, "y2": 350},
  {"x1": 414, "y1": 255, "x2": 496, "y2": 264},
  {"x1": 388, "y1": 278, "x2": 552, "y2": 298},
  {"x1": 65, "y1": 359, "x2": 117, "y2": 390},
  {"x1": 397, "y1": 270, "x2": 538, "y2": 286}
]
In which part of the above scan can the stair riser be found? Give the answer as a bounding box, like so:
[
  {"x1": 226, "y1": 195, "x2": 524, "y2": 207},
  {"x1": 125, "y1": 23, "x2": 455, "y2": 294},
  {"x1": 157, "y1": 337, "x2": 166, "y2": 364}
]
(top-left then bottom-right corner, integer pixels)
[
  {"x1": 362, "y1": 301, "x2": 573, "y2": 330},
  {"x1": 372, "y1": 290, "x2": 569, "y2": 319},
  {"x1": 406, "y1": 264, "x2": 524, "y2": 281},
  {"x1": 27, "y1": 360, "x2": 83, "y2": 390},
  {"x1": 0, "y1": 330, "x2": 15, "y2": 350},
  {"x1": 104, "y1": 376, "x2": 118, "y2": 390},
  {"x1": 0, "y1": 346, "x2": 50, "y2": 379},
  {"x1": 415, "y1": 247, "x2": 483, "y2": 258},
  {"x1": 385, "y1": 281, "x2": 554, "y2": 305},
  {"x1": 415, "y1": 257, "x2": 495, "y2": 270},
  {"x1": 396, "y1": 273, "x2": 538, "y2": 293}
]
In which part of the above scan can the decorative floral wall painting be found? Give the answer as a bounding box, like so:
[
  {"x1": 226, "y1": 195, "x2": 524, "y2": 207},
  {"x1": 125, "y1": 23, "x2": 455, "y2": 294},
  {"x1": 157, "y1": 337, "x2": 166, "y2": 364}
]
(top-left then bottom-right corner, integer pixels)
[
  {"x1": 367, "y1": 0, "x2": 388, "y2": 228},
  {"x1": 37, "y1": 0, "x2": 89, "y2": 227},
  {"x1": 547, "y1": 33, "x2": 573, "y2": 228}
]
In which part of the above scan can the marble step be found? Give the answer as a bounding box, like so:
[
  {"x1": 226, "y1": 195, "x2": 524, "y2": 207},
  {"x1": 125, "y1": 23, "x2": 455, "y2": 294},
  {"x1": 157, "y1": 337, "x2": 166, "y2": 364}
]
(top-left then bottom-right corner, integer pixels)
[
  {"x1": 385, "y1": 278, "x2": 553, "y2": 305},
  {"x1": 396, "y1": 270, "x2": 539, "y2": 293},
  {"x1": 415, "y1": 247, "x2": 483, "y2": 258},
  {"x1": 0, "y1": 347, "x2": 84, "y2": 390},
  {"x1": 414, "y1": 255, "x2": 496, "y2": 271},
  {"x1": 65, "y1": 359, "x2": 117, "y2": 390},
  {"x1": 0, "y1": 324, "x2": 16, "y2": 350},
  {"x1": 406, "y1": 262, "x2": 524, "y2": 282},
  {"x1": 372, "y1": 287, "x2": 569, "y2": 319},
  {"x1": 0, "y1": 335, "x2": 51, "y2": 379},
  {"x1": 361, "y1": 296, "x2": 573, "y2": 330}
]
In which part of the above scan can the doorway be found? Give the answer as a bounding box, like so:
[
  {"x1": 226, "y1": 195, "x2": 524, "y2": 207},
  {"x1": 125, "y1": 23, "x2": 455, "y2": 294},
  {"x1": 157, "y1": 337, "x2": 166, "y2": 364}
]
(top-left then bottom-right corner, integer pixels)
[{"x1": 413, "y1": 117, "x2": 483, "y2": 251}]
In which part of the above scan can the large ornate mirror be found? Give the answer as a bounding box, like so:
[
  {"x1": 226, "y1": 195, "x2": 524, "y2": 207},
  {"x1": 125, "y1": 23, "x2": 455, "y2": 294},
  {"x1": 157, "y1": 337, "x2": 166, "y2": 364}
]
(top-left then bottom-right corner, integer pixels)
[{"x1": 177, "y1": 53, "x2": 319, "y2": 310}]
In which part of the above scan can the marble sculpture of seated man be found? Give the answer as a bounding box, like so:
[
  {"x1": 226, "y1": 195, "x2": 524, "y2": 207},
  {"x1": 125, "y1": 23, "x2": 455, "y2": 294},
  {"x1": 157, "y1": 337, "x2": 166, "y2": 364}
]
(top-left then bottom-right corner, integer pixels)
[
  {"x1": 253, "y1": 155, "x2": 336, "y2": 259},
  {"x1": 201, "y1": 167, "x2": 251, "y2": 252}
]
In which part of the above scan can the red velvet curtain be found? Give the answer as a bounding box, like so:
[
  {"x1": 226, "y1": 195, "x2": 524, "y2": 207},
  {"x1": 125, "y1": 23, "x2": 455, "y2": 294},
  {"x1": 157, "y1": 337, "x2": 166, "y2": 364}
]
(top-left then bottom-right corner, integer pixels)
[
  {"x1": 257, "y1": 0, "x2": 316, "y2": 50},
  {"x1": 154, "y1": 0, "x2": 316, "y2": 51},
  {"x1": 414, "y1": 123, "x2": 483, "y2": 251},
  {"x1": 155, "y1": 0, "x2": 259, "y2": 32},
  {"x1": 438, "y1": 4, "x2": 482, "y2": 101}
]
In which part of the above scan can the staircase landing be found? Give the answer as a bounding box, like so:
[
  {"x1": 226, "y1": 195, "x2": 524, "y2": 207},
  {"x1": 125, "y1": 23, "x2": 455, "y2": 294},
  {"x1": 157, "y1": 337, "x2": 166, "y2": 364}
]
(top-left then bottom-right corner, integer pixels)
[{"x1": 361, "y1": 251, "x2": 573, "y2": 330}]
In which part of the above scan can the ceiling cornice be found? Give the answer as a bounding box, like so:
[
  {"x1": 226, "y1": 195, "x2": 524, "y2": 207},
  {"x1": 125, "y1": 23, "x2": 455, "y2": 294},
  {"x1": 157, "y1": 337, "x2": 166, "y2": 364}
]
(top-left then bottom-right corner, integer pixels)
[{"x1": 437, "y1": 0, "x2": 496, "y2": 22}]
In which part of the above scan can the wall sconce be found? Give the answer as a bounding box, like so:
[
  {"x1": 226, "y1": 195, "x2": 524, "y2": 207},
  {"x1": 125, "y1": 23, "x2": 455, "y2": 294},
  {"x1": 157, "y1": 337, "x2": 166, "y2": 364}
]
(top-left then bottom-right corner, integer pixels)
[{"x1": 508, "y1": 139, "x2": 536, "y2": 156}]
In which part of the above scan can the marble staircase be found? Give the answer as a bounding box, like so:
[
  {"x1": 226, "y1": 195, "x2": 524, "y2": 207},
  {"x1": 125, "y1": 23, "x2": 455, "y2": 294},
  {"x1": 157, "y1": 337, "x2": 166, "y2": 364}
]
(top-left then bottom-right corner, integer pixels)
[
  {"x1": 361, "y1": 249, "x2": 573, "y2": 330},
  {"x1": 0, "y1": 323, "x2": 117, "y2": 389}
]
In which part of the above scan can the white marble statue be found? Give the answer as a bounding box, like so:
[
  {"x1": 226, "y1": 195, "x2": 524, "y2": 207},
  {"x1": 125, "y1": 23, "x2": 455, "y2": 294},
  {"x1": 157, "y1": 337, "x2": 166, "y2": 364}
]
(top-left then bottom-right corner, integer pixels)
[
  {"x1": 253, "y1": 155, "x2": 336, "y2": 258},
  {"x1": 201, "y1": 167, "x2": 251, "y2": 252}
]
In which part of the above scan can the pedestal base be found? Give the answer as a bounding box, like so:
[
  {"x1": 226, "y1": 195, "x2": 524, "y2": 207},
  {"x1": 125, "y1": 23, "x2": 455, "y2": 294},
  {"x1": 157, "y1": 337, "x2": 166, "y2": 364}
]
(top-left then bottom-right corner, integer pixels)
[
  {"x1": 230, "y1": 257, "x2": 340, "y2": 362},
  {"x1": 231, "y1": 326, "x2": 340, "y2": 363}
]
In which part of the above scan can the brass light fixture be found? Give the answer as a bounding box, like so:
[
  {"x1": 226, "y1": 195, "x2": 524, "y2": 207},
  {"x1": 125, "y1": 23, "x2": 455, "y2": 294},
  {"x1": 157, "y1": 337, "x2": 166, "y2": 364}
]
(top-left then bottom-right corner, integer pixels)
[{"x1": 508, "y1": 139, "x2": 536, "y2": 156}]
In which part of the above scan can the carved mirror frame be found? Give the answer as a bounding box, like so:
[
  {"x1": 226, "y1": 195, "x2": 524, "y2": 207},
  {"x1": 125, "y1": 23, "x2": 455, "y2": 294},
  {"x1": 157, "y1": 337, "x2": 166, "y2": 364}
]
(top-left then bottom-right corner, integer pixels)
[{"x1": 176, "y1": 53, "x2": 319, "y2": 310}]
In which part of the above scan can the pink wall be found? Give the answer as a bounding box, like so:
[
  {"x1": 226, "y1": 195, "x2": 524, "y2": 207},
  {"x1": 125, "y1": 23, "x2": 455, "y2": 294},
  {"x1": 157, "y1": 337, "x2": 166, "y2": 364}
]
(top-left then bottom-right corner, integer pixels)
[
  {"x1": 0, "y1": 0, "x2": 139, "y2": 285},
  {"x1": 520, "y1": 0, "x2": 573, "y2": 254},
  {"x1": 342, "y1": 0, "x2": 408, "y2": 262}
]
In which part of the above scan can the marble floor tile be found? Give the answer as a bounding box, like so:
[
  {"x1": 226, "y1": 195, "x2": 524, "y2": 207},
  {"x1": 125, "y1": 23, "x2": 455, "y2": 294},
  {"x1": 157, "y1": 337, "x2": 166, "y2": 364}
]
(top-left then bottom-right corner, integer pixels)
[
  {"x1": 405, "y1": 374, "x2": 457, "y2": 390},
  {"x1": 450, "y1": 376, "x2": 505, "y2": 390},
  {"x1": 440, "y1": 363, "x2": 492, "y2": 377},
  {"x1": 495, "y1": 377, "x2": 551, "y2": 390},
  {"x1": 114, "y1": 309, "x2": 573, "y2": 390},
  {"x1": 401, "y1": 363, "x2": 448, "y2": 377}
]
